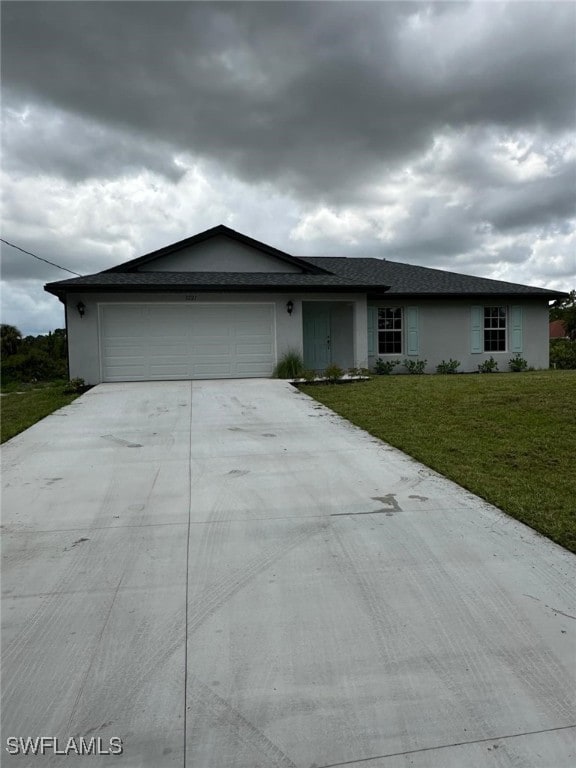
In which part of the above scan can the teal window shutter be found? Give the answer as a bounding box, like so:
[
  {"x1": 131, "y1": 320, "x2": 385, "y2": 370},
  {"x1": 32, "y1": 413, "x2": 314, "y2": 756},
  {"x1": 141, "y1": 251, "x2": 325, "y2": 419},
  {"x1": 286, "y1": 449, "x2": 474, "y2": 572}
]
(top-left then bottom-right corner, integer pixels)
[
  {"x1": 406, "y1": 306, "x2": 419, "y2": 356},
  {"x1": 367, "y1": 306, "x2": 377, "y2": 356},
  {"x1": 510, "y1": 306, "x2": 523, "y2": 353},
  {"x1": 471, "y1": 306, "x2": 483, "y2": 353}
]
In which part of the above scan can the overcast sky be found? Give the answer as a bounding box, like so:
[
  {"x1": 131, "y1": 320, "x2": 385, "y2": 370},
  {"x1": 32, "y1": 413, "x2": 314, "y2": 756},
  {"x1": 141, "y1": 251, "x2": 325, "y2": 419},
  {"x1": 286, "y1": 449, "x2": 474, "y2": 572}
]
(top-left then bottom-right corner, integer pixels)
[{"x1": 2, "y1": 1, "x2": 575, "y2": 335}]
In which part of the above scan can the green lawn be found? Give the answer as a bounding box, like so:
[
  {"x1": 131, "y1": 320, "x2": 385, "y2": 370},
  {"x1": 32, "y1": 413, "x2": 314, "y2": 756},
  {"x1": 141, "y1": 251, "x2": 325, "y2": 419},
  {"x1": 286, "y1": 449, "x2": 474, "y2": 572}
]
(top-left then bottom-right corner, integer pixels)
[
  {"x1": 1, "y1": 382, "x2": 81, "y2": 443},
  {"x1": 300, "y1": 370, "x2": 576, "y2": 553}
]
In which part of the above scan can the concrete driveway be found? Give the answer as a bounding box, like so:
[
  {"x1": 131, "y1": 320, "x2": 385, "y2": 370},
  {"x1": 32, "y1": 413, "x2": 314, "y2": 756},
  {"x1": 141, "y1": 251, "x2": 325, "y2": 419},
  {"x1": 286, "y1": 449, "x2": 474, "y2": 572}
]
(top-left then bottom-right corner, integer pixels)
[{"x1": 2, "y1": 380, "x2": 575, "y2": 767}]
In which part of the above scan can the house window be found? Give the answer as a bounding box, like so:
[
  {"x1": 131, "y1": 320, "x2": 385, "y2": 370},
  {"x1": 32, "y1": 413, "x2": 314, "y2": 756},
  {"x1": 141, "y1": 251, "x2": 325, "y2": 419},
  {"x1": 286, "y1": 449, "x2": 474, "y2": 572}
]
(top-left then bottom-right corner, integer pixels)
[
  {"x1": 378, "y1": 308, "x2": 402, "y2": 354},
  {"x1": 484, "y1": 306, "x2": 507, "y2": 351}
]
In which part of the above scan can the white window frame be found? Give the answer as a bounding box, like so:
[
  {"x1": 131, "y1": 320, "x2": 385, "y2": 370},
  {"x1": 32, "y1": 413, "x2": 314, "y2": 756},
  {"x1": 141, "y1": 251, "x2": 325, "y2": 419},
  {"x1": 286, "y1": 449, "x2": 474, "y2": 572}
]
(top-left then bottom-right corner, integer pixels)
[
  {"x1": 483, "y1": 306, "x2": 507, "y2": 352},
  {"x1": 378, "y1": 307, "x2": 403, "y2": 355}
]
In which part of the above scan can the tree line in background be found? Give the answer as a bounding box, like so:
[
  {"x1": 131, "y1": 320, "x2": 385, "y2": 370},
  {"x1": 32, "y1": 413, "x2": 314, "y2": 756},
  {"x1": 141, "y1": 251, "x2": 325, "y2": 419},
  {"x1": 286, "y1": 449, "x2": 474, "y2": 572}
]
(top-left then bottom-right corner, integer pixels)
[
  {"x1": 1, "y1": 325, "x2": 68, "y2": 382},
  {"x1": 1, "y1": 292, "x2": 575, "y2": 383}
]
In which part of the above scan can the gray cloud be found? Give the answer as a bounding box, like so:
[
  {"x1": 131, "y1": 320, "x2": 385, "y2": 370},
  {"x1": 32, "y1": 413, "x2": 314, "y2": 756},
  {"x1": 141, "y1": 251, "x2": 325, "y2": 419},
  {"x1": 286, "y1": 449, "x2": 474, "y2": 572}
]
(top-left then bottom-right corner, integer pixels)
[
  {"x1": 2, "y1": 98, "x2": 185, "y2": 182},
  {"x1": 3, "y1": 2, "x2": 574, "y2": 197},
  {"x1": 479, "y1": 163, "x2": 576, "y2": 232},
  {"x1": 1, "y1": 1, "x2": 574, "y2": 333}
]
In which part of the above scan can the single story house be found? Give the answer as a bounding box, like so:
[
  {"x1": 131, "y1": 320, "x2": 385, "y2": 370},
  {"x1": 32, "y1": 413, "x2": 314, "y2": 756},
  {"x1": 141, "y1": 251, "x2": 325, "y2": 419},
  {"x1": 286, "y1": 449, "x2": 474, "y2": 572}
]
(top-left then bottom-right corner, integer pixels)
[{"x1": 45, "y1": 224, "x2": 565, "y2": 383}]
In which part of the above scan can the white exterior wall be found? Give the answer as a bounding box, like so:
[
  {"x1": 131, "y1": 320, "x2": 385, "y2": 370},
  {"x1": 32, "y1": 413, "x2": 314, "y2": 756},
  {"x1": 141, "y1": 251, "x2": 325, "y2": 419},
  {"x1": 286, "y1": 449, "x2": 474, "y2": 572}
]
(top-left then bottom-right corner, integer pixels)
[
  {"x1": 66, "y1": 292, "x2": 367, "y2": 384},
  {"x1": 66, "y1": 291, "x2": 550, "y2": 383},
  {"x1": 368, "y1": 298, "x2": 550, "y2": 372},
  {"x1": 137, "y1": 236, "x2": 302, "y2": 273}
]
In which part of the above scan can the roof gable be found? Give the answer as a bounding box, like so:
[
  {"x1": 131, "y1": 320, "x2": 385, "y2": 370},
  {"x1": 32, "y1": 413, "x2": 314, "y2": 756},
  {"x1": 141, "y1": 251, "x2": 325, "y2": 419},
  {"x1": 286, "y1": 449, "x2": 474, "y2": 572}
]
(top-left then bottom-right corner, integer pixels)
[{"x1": 105, "y1": 224, "x2": 330, "y2": 275}]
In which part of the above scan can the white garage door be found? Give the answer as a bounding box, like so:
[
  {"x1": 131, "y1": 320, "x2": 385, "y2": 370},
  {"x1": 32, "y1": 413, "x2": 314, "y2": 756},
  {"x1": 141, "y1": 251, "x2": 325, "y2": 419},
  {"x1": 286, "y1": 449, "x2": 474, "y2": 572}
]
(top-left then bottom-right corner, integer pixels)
[{"x1": 100, "y1": 303, "x2": 276, "y2": 381}]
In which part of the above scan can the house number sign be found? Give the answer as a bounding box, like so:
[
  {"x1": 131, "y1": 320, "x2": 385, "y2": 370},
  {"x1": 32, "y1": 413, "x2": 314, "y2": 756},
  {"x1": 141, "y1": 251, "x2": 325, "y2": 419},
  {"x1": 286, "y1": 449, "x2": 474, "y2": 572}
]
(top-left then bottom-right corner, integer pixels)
[{"x1": 185, "y1": 295, "x2": 197, "y2": 301}]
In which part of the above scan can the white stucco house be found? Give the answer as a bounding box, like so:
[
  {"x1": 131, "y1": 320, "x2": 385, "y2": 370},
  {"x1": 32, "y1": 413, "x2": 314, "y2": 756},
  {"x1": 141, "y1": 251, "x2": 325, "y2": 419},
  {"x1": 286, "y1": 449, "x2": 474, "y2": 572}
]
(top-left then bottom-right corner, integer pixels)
[{"x1": 44, "y1": 225, "x2": 564, "y2": 383}]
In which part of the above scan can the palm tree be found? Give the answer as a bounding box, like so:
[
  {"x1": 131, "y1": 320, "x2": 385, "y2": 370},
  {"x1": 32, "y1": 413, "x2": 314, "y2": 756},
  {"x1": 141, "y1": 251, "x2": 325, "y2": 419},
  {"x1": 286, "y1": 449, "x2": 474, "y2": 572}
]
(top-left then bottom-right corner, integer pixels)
[{"x1": 1, "y1": 324, "x2": 23, "y2": 357}]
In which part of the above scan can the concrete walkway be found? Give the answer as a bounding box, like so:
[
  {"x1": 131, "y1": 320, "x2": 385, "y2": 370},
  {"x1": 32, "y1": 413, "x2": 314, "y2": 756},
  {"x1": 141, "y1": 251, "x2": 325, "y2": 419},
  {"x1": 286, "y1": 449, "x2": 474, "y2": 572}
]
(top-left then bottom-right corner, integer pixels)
[{"x1": 1, "y1": 380, "x2": 575, "y2": 767}]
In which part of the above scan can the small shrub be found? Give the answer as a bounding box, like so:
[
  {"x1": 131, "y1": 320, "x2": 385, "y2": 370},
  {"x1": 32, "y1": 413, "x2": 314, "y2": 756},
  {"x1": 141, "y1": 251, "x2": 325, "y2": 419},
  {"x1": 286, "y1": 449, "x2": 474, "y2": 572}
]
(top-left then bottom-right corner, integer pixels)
[
  {"x1": 374, "y1": 358, "x2": 400, "y2": 375},
  {"x1": 478, "y1": 356, "x2": 499, "y2": 373},
  {"x1": 509, "y1": 354, "x2": 528, "y2": 372},
  {"x1": 324, "y1": 363, "x2": 344, "y2": 382},
  {"x1": 64, "y1": 377, "x2": 86, "y2": 394},
  {"x1": 436, "y1": 359, "x2": 460, "y2": 375},
  {"x1": 550, "y1": 339, "x2": 576, "y2": 370},
  {"x1": 301, "y1": 369, "x2": 317, "y2": 382},
  {"x1": 403, "y1": 358, "x2": 427, "y2": 375},
  {"x1": 359, "y1": 367, "x2": 370, "y2": 377},
  {"x1": 347, "y1": 367, "x2": 361, "y2": 377},
  {"x1": 273, "y1": 349, "x2": 304, "y2": 379}
]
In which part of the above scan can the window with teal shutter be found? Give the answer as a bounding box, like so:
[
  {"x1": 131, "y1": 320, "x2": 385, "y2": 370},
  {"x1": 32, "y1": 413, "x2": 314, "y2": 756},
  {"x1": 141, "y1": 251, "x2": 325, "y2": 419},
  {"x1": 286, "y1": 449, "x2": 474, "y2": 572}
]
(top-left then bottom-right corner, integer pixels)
[
  {"x1": 484, "y1": 306, "x2": 507, "y2": 351},
  {"x1": 367, "y1": 306, "x2": 377, "y2": 356},
  {"x1": 471, "y1": 306, "x2": 483, "y2": 353},
  {"x1": 510, "y1": 306, "x2": 523, "y2": 353},
  {"x1": 378, "y1": 308, "x2": 403, "y2": 353},
  {"x1": 406, "y1": 306, "x2": 419, "y2": 356}
]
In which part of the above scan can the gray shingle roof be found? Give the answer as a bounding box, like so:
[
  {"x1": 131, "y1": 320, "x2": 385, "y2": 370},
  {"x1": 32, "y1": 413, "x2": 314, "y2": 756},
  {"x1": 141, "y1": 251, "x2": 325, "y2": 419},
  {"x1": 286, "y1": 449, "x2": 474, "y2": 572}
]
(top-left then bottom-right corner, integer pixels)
[
  {"x1": 302, "y1": 258, "x2": 562, "y2": 296},
  {"x1": 44, "y1": 269, "x2": 390, "y2": 296},
  {"x1": 44, "y1": 252, "x2": 563, "y2": 298}
]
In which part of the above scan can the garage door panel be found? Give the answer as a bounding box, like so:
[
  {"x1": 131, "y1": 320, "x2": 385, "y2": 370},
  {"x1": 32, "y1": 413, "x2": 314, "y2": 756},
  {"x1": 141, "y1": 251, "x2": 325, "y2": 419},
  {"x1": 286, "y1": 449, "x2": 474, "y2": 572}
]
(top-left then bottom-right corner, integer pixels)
[
  {"x1": 193, "y1": 343, "x2": 231, "y2": 354},
  {"x1": 101, "y1": 306, "x2": 145, "y2": 331},
  {"x1": 235, "y1": 344, "x2": 272, "y2": 359},
  {"x1": 194, "y1": 369, "x2": 232, "y2": 375},
  {"x1": 193, "y1": 365, "x2": 233, "y2": 377},
  {"x1": 191, "y1": 327, "x2": 233, "y2": 338},
  {"x1": 235, "y1": 362, "x2": 273, "y2": 375},
  {"x1": 148, "y1": 344, "x2": 189, "y2": 356},
  {"x1": 100, "y1": 303, "x2": 275, "y2": 381},
  {"x1": 192, "y1": 307, "x2": 231, "y2": 323},
  {"x1": 103, "y1": 342, "x2": 146, "y2": 353},
  {"x1": 149, "y1": 366, "x2": 190, "y2": 377},
  {"x1": 104, "y1": 365, "x2": 148, "y2": 381},
  {"x1": 103, "y1": 348, "x2": 147, "y2": 364},
  {"x1": 149, "y1": 355, "x2": 190, "y2": 366},
  {"x1": 192, "y1": 354, "x2": 232, "y2": 364}
]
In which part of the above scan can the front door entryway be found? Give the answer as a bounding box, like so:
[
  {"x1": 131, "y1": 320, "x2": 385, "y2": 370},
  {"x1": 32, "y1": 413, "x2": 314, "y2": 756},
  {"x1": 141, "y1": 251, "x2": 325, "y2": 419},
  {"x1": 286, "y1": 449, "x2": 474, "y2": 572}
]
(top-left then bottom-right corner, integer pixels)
[{"x1": 303, "y1": 304, "x2": 332, "y2": 371}]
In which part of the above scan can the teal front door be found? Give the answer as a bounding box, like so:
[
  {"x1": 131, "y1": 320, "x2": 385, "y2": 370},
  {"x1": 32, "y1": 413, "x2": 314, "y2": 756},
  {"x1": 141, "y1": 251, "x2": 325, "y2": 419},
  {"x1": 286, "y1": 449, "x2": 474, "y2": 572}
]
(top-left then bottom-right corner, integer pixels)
[{"x1": 303, "y1": 304, "x2": 331, "y2": 370}]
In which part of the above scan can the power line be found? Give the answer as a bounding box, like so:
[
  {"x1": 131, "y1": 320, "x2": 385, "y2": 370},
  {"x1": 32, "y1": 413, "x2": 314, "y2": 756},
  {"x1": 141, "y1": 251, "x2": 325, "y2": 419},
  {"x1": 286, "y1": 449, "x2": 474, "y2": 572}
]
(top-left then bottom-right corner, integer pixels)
[{"x1": 0, "y1": 238, "x2": 83, "y2": 277}]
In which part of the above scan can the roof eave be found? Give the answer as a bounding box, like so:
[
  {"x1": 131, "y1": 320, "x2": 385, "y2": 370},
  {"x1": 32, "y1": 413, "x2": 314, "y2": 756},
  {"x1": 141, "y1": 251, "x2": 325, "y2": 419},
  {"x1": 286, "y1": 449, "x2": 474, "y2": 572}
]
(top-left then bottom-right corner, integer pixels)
[
  {"x1": 44, "y1": 283, "x2": 391, "y2": 298},
  {"x1": 381, "y1": 290, "x2": 568, "y2": 299}
]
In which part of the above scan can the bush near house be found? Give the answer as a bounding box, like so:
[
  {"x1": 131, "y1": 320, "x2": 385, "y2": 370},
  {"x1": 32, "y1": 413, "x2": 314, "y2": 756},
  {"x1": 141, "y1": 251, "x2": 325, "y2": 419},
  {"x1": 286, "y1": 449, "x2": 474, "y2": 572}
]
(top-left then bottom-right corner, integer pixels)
[
  {"x1": 273, "y1": 349, "x2": 305, "y2": 379},
  {"x1": 550, "y1": 339, "x2": 576, "y2": 369},
  {"x1": 374, "y1": 358, "x2": 400, "y2": 375},
  {"x1": 324, "y1": 364, "x2": 344, "y2": 382},
  {"x1": 478, "y1": 356, "x2": 499, "y2": 373},
  {"x1": 403, "y1": 358, "x2": 427, "y2": 375},
  {"x1": 509, "y1": 354, "x2": 528, "y2": 372},
  {"x1": 436, "y1": 359, "x2": 461, "y2": 374}
]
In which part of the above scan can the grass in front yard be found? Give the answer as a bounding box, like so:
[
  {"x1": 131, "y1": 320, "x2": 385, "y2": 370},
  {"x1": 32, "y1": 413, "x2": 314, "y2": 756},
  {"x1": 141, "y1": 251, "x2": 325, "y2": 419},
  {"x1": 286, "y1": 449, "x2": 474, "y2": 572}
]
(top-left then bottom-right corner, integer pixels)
[
  {"x1": 300, "y1": 370, "x2": 576, "y2": 553},
  {"x1": 1, "y1": 382, "x2": 81, "y2": 443}
]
